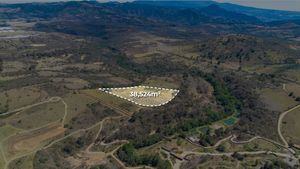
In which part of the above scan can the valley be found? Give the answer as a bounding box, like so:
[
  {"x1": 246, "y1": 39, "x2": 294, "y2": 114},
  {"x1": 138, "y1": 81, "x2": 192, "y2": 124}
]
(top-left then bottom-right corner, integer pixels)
[{"x1": 0, "y1": 1, "x2": 300, "y2": 169}]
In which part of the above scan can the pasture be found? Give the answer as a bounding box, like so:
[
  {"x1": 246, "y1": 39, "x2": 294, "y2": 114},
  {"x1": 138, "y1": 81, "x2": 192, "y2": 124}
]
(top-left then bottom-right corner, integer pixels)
[
  {"x1": 259, "y1": 88, "x2": 298, "y2": 112},
  {"x1": 282, "y1": 107, "x2": 300, "y2": 146}
]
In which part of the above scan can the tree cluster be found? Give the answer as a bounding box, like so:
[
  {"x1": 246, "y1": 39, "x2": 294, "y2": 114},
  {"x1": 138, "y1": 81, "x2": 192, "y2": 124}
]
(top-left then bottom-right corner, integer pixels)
[{"x1": 117, "y1": 143, "x2": 172, "y2": 169}]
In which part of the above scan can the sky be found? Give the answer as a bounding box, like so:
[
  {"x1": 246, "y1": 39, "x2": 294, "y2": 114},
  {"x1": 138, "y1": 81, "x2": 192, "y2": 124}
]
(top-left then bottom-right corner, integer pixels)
[
  {"x1": 0, "y1": 0, "x2": 300, "y2": 12},
  {"x1": 215, "y1": 0, "x2": 300, "y2": 12}
]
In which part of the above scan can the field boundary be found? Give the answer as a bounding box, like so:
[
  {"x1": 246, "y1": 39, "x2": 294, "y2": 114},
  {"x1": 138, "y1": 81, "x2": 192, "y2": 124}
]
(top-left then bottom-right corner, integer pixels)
[{"x1": 98, "y1": 86, "x2": 179, "y2": 107}]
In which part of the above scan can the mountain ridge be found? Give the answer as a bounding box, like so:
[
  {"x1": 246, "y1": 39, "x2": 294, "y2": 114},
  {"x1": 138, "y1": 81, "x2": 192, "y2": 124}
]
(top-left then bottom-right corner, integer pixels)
[{"x1": 134, "y1": 0, "x2": 300, "y2": 22}]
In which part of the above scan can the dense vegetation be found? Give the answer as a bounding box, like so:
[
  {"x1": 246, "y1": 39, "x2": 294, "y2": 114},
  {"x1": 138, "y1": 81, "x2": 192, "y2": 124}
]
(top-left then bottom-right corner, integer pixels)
[
  {"x1": 161, "y1": 108, "x2": 227, "y2": 136},
  {"x1": 203, "y1": 74, "x2": 241, "y2": 115},
  {"x1": 131, "y1": 133, "x2": 162, "y2": 149},
  {"x1": 222, "y1": 73, "x2": 279, "y2": 140},
  {"x1": 117, "y1": 143, "x2": 172, "y2": 169}
]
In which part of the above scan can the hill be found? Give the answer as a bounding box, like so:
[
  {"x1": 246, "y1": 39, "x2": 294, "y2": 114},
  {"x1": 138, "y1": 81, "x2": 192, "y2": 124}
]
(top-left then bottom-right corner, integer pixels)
[
  {"x1": 135, "y1": 0, "x2": 300, "y2": 22},
  {"x1": 0, "y1": 1, "x2": 261, "y2": 25},
  {"x1": 197, "y1": 34, "x2": 299, "y2": 65}
]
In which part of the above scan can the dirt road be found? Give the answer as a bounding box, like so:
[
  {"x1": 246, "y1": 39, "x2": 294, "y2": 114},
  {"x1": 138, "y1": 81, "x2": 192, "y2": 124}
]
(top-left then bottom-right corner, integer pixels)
[{"x1": 277, "y1": 104, "x2": 300, "y2": 151}]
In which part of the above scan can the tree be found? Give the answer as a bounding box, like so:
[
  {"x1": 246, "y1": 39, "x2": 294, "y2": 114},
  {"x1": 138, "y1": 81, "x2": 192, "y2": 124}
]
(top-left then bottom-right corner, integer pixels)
[
  {"x1": 117, "y1": 143, "x2": 171, "y2": 168},
  {"x1": 216, "y1": 145, "x2": 225, "y2": 152},
  {"x1": 232, "y1": 152, "x2": 244, "y2": 161}
]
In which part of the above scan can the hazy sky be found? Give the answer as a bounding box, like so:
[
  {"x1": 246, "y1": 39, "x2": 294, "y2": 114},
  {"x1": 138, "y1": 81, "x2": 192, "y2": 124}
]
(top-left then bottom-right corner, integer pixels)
[
  {"x1": 0, "y1": 0, "x2": 300, "y2": 12},
  {"x1": 216, "y1": 0, "x2": 300, "y2": 12}
]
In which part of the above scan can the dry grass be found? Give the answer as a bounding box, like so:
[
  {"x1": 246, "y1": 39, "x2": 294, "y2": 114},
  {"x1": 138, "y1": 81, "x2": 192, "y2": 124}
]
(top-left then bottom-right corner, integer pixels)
[
  {"x1": 8, "y1": 153, "x2": 35, "y2": 169},
  {"x1": 285, "y1": 83, "x2": 300, "y2": 97},
  {"x1": 143, "y1": 76, "x2": 180, "y2": 89},
  {"x1": 62, "y1": 93, "x2": 97, "y2": 124},
  {"x1": 282, "y1": 107, "x2": 300, "y2": 145},
  {"x1": 0, "y1": 74, "x2": 29, "y2": 82},
  {"x1": 51, "y1": 77, "x2": 90, "y2": 90},
  {"x1": 1, "y1": 61, "x2": 27, "y2": 73},
  {"x1": 0, "y1": 124, "x2": 22, "y2": 143},
  {"x1": 0, "y1": 87, "x2": 48, "y2": 112},
  {"x1": 283, "y1": 69, "x2": 300, "y2": 82},
  {"x1": 109, "y1": 86, "x2": 179, "y2": 107},
  {"x1": 259, "y1": 88, "x2": 298, "y2": 112},
  {"x1": 221, "y1": 139, "x2": 284, "y2": 153},
  {"x1": 81, "y1": 89, "x2": 139, "y2": 115},
  {"x1": 3, "y1": 122, "x2": 65, "y2": 159},
  {"x1": 6, "y1": 101, "x2": 65, "y2": 130},
  {"x1": 66, "y1": 151, "x2": 107, "y2": 167}
]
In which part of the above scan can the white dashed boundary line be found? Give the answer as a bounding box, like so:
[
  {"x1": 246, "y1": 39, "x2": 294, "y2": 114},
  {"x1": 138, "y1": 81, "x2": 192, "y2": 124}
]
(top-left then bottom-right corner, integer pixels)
[{"x1": 98, "y1": 86, "x2": 179, "y2": 107}]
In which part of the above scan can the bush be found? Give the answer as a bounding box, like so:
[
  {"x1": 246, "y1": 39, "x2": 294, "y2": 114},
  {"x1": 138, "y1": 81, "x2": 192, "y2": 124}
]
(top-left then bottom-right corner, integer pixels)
[
  {"x1": 117, "y1": 143, "x2": 172, "y2": 169},
  {"x1": 232, "y1": 152, "x2": 244, "y2": 161},
  {"x1": 132, "y1": 134, "x2": 162, "y2": 148},
  {"x1": 216, "y1": 145, "x2": 225, "y2": 152},
  {"x1": 204, "y1": 74, "x2": 241, "y2": 115}
]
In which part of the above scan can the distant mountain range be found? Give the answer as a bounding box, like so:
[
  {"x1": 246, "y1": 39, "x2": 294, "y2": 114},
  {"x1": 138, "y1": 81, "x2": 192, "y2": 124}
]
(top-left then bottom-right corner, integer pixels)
[
  {"x1": 1, "y1": 0, "x2": 300, "y2": 22},
  {"x1": 134, "y1": 0, "x2": 300, "y2": 22},
  {"x1": 1, "y1": 1, "x2": 300, "y2": 39},
  {"x1": 0, "y1": 1, "x2": 262, "y2": 25}
]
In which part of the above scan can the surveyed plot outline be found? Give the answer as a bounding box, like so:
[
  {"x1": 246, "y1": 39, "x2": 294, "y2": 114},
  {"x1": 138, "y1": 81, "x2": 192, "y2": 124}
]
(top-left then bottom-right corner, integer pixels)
[{"x1": 98, "y1": 85, "x2": 179, "y2": 107}]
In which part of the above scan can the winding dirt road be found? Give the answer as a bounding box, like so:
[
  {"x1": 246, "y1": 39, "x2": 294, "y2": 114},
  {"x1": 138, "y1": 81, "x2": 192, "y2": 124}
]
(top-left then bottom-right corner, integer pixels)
[
  {"x1": 277, "y1": 104, "x2": 300, "y2": 148},
  {"x1": 2, "y1": 93, "x2": 300, "y2": 169}
]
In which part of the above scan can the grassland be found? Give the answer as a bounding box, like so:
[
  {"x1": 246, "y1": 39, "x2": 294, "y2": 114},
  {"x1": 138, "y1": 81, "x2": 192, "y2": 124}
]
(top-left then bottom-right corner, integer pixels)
[
  {"x1": 0, "y1": 125, "x2": 22, "y2": 143},
  {"x1": 244, "y1": 64, "x2": 300, "y2": 82},
  {"x1": 1, "y1": 61, "x2": 27, "y2": 74},
  {"x1": 8, "y1": 153, "x2": 35, "y2": 169},
  {"x1": 108, "y1": 86, "x2": 179, "y2": 107},
  {"x1": 81, "y1": 89, "x2": 140, "y2": 115},
  {"x1": 5, "y1": 101, "x2": 65, "y2": 130},
  {"x1": 0, "y1": 125, "x2": 23, "y2": 169},
  {"x1": 285, "y1": 83, "x2": 300, "y2": 97},
  {"x1": 50, "y1": 78, "x2": 89, "y2": 90},
  {"x1": 283, "y1": 68, "x2": 300, "y2": 82},
  {"x1": 259, "y1": 87, "x2": 298, "y2": 112},
  {"x1": 185, "y1": 156, "x2": 239, "y2": 169},
  {"x1": 62, "y1": 93, "x2": 97, "y2": 124},
  {"x1": 181, "y1": 154, "x2": 286, "y2": 169},
  {"x1": 0, "y1": 87, "x2": 47, "y2": 113},
  {"x1": 220, "y1": 139, "x2": 284, "y2": 153},
  {"x1": 142, "y1": 76, "x2": 180, "y2": 89},
  {"x1": 282, "y1": 107, "x2": 300, "y2": 146}
]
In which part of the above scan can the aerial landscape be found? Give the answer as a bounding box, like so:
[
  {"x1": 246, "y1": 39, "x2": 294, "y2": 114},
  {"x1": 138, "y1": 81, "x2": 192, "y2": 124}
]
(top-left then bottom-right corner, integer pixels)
[{"x1": 0, "y1": 0, "x2": 300, "y2": 169}]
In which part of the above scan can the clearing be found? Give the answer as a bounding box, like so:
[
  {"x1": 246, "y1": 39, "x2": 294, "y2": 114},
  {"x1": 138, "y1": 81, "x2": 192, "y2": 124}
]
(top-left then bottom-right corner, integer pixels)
[
  {"x1": 99, "y1": 86, "x2": 179, "y2": 107},
  {"x1": 282, "y1": 106, "x2": 300, "y2": 146}
]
